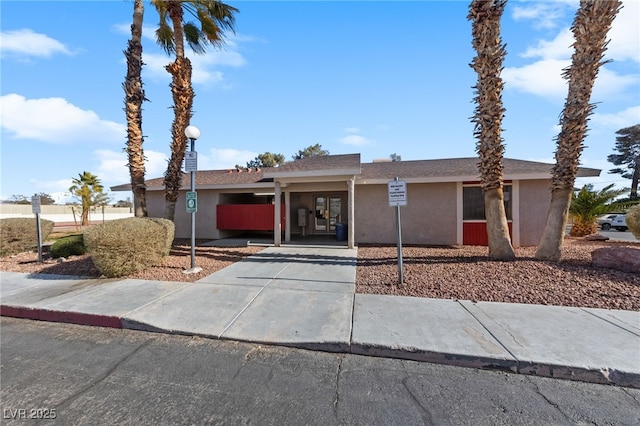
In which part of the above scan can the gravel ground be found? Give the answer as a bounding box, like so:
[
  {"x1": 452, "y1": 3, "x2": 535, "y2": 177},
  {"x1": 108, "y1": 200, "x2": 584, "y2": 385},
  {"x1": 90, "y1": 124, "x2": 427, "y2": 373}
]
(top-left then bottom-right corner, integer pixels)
[
  {"x1": 357, "y1": 239, "x2": 640, "y2": 311},
  {"x1": 1, "y1": 238, "x2": 638, "y2": 311}
]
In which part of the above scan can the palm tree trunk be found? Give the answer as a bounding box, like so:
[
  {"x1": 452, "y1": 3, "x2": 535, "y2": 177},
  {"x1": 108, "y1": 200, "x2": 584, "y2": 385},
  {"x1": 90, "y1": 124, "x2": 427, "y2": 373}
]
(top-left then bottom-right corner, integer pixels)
[
  {"x1": 468, "y1": 0, "x2": 515, "y2": 260},
  {"x1": 124, "y1": 0, "x2": 147, "y2": 217},
  {"x1": 535, "y1": 0, "x2": 621, "y2": 261},
  {"x1": 162, "y1": 56, "x2": 194, "y2": 221}
]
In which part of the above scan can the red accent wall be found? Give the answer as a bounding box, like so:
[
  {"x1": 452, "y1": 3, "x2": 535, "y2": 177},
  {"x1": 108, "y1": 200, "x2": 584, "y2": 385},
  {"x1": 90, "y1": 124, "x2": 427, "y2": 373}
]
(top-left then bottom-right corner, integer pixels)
[
  {"x1": 217, "y1": 204, "x2": 286, "y2": 231},
  {"x1": 463, "y1": 222, "x2": 513, "y2": 246}
]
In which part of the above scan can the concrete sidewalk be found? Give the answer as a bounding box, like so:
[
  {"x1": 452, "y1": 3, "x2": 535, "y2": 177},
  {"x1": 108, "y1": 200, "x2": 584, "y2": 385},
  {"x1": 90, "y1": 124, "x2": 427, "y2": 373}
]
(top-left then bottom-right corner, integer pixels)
[{"x1": 1, "y1": 246, "x2": 638, "y2": 388}]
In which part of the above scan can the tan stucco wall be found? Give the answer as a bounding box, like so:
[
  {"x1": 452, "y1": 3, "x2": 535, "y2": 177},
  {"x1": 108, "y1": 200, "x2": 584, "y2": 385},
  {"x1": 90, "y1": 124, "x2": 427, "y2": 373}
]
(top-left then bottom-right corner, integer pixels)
[
  {"x1": 354, "y1": 182, "x2": 458, "y2": 245},
  {"x1": 146, "y1": 191, "x2": 224, "y2": 239},
  {"x1": 518, "y1": 179, "x2": 552, "y2": 246}
]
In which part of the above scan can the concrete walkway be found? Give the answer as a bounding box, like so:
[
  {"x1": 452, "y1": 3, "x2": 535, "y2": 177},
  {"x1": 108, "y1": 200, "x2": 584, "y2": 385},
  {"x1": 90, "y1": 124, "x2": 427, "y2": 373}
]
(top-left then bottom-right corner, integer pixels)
[{"x1": 1, "y1": 246, "x2": 638, "y2": 388}]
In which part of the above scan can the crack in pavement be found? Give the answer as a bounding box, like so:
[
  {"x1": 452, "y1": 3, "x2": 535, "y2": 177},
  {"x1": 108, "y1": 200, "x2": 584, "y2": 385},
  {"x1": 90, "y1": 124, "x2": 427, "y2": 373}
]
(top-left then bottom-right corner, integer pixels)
[
  {"x1": 333, "y1": 354, "x2": 344, "y2": 419},
  {"x1": 401, "y1": 361, "x2": 435, "y2": 425},
  {"x1": 53, "y1": 338, "x2": 153, "y2": 411},
  {"x1": 527, "y1": 376, "x2": 573, "y2": 423}
]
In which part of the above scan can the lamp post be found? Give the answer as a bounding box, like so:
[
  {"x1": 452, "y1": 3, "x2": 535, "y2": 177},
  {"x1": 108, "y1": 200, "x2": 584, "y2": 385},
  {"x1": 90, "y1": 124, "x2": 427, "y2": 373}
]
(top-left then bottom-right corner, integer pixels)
[{"x1": 183, "y1": 125, "x2": 202, "y2": 274}]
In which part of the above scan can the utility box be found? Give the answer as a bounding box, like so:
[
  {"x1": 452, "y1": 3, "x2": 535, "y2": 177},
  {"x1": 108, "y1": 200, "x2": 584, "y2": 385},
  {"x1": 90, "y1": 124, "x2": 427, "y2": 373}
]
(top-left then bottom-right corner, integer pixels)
[{"x1": 298, "y1": 208, "x2": 307, "y2": 227}]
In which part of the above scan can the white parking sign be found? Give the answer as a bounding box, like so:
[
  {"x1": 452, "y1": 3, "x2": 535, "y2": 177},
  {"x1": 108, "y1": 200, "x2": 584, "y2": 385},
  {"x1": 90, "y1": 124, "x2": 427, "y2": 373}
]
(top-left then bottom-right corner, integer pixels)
[{"x1": 388, "y1": 180, "x2": 407, "y2": 206}]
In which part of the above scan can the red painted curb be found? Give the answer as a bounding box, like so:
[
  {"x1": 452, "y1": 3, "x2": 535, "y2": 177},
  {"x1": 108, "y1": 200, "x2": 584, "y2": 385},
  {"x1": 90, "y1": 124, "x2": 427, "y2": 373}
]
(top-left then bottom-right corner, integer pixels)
[{"x1": 1, "y1": 305, "x2": 122, "y2": 328}]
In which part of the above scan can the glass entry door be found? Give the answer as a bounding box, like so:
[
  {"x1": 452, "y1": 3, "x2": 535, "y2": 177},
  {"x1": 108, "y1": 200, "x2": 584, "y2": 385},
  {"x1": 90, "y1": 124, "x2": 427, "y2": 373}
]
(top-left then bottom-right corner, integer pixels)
[{"x1": 314, "y1": 196, "x2": 342, "y2": 232}]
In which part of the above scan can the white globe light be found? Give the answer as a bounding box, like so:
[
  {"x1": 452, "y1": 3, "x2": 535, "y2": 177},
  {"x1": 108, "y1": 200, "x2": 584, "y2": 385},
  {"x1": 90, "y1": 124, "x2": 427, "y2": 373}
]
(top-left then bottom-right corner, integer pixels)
[{"x1": 184, "y1": 125, "x2": 200, "y2": 140}]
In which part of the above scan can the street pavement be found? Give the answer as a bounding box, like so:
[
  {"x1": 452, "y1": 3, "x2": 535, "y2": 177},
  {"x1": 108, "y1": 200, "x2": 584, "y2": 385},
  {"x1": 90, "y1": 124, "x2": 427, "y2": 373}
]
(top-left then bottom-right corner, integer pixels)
[{"x1": 1, "y1": 246, "x2": 638, "y2": 389}]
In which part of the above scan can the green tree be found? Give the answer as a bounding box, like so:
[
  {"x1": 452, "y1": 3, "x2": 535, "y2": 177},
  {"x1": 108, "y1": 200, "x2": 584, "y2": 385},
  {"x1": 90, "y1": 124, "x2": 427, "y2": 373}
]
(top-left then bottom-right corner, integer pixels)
[
  {"x1": 568, "y1": 184, "x2": 628, "y2": 236},
  {"x1": 607, "y1": 124, "x2": 640, "y2": 200},
  {"x1": 69, "y1": 172, "x2": 105, "y2": 226},
  {"x1": 535, "y1": 0, "x2": 621, "y2": 261},
  {"x1": 468, "y1": 0, "x2": 515, "y2": 260},
  {"x1": 247, "y1": 152, "x2": 285, "y2": 168},
  {"x1": 124, "y1": 0, "x2": 148, "y2": 217},
  {"x1": 292, "y1": 144, "x2": 330, "y2": 160},
  {"x1": 152, "y1": 0, "x2": 238, "y2": 221}
]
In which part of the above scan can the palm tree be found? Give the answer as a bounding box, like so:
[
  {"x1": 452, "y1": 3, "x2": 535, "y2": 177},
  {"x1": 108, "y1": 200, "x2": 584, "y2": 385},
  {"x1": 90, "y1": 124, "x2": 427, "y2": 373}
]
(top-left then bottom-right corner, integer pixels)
[
  {"x1": 568, "y1": 184, "x2": 628, "y2": 237},
  {"x1": 535, "y1": 0, "x2": 622, "y2": 261},
  {"x1": 468, "y1": 0, "x2": 515, "y2": 260},
  {"x1": 124, "y1": 0, "x2": 147, "y2": 217},
  {"x1": 69, "y1": 172, "x2": 105, "y2": 226},
  {"x1": 151, "y1": 0, "x2": 238, "y2": 220}
]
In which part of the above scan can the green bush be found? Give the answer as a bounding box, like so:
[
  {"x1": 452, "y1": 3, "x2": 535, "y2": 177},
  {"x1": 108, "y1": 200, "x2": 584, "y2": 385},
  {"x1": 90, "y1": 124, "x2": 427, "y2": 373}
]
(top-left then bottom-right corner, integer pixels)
[
  {"x1": 50, "y1": 234, "x2": 86, "y2": 258},
  {"x1": 627, "y1": 204, "x2": 640, "y2": 238},
  {"x1": 83, "y1": 217, "x2": 175, "y2": 277},
  {"x1": 0, "y1": 218, "x2": 54, "y2": 257}
]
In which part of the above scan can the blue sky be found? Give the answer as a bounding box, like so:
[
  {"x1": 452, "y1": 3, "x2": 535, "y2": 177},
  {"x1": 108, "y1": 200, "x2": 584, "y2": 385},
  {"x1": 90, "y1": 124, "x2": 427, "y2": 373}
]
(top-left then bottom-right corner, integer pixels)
[{"x1": 1, "y1": 0, "x2": 639, "y2": 204}]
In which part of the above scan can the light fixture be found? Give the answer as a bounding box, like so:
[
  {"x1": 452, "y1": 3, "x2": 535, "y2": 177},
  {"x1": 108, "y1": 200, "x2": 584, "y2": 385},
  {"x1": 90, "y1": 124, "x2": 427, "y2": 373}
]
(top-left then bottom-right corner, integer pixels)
[{"x1": 185, "y1": 125, "x2": 200, "y2": 140}]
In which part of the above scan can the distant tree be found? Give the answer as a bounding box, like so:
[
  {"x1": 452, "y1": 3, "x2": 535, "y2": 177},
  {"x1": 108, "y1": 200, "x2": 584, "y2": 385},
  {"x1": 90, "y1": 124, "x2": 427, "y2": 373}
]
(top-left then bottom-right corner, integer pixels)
[
  {"x1": 247, "y1": 152, "x2": 285, "y2": 168},
  {"x1": 292, "y1": 144, "x2": 330, "y2": 160},
  {"x1": 9, "y1": 195, "x2": 30, "y2": 205},
  {"x1": 69, "y1": 172, "x2": 105, "y2": 226},
  {"x1": 33, "y1": 193, "x2": 56, "y2": 205},
  {"x1": 115, "y1": 198, "x2": 133, "y2": 208},
  {"x1": 607, "y1": 124, "x2": 640, "y2": 200},
  {"x1": 535, "y1": 0, "x2": 621, "y2": 261},
  {"x1": 568, "y1": 184, "x2": 628, "y2": 236}
]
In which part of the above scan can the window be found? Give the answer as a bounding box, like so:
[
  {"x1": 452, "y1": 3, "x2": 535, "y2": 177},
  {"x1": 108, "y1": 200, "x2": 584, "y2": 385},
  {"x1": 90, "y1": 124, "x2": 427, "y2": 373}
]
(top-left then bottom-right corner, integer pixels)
[{"x1": 463, "y1": 185, "x2": 512, "y2": 221}]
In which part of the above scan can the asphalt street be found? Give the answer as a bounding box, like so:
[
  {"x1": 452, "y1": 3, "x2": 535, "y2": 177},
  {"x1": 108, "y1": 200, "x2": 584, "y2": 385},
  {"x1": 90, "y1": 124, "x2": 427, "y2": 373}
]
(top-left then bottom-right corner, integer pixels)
[{"x1": 2, "y1": 317, "x2": 639, "y2": 426}]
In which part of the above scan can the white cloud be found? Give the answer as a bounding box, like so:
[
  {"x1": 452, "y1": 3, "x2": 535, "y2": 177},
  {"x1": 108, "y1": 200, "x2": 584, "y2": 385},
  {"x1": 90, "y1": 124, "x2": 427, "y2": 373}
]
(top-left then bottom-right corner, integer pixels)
[
  {"x1": 511, "y1": 1, "x2": 576, "y2": 30},
  {"x1": 142, "y1": 50, "x2": 243, "y2": 86},
  {"x1": 521, "y1": 27, "x2": 573, "y2": 60},
  {"x1": 503, "y1": 59, "x2": 569, "y2": 100},
  {"x1": 0, "y1": 94, "x2": 126, "y2": 144},
  {"x1": 608, "y1": 0, "x2": 640, "y2": 63},
  {"x1": 340, "y1": 134, "x2": 372, "y2": 147},
  {"x1": 94, "y1": 149, "x2": 169, "y2": 187},
  {"x1": 199, "y1": 147, "x2": 258, "y2": 170},
  {"x1": 591, "y1": 106, "x2": 640, "y2": 129},
  {"x1": 0, "y1": 29, "x2": 74, "y2": 58}
]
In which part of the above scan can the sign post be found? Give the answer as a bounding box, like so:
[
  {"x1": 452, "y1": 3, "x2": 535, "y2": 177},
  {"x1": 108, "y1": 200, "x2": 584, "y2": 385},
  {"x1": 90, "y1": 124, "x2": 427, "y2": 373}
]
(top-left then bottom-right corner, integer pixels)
[
  {"x1": 183, "y1": 125, "x2": 202, "y2": 274},
  {"x1": 32, "y1": 195, "x2": 43, "y2": 263},
  {"x1": 388, "y1": 177, "x2": 407, "y2": 285}
]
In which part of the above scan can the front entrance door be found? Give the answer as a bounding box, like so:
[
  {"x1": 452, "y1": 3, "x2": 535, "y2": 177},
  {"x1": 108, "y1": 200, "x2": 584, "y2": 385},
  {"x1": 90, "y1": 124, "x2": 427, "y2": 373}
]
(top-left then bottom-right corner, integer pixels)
[{"x1": 314, "y1": 196, "x2": 342, "y2": 232}]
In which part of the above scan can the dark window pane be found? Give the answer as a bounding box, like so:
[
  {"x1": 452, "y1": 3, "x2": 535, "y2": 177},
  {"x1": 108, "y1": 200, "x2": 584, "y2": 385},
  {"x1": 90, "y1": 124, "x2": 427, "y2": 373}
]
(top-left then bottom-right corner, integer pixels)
[{"x1": 463, "y1": 186, "x2": 512, "y2": 221}]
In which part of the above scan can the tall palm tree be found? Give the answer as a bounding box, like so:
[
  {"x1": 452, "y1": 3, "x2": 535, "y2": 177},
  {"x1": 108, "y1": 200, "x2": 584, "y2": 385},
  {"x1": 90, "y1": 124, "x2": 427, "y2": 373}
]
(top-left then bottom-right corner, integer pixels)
[
  {"x1": 151, "y1": 0, "x2": 238, "y2": 220},
  {"x1": 535, "y1": 0, "x2": 622, "y2": 261},
  {"x1": 124, "y1": 0, "x2": 147, "y2": 217},
  {"x1": 468, "y1": 0, "x2": 515, "y2": 260},
  {"x1": 69, "y1": 172, "x2": 105, "y2": 226}
]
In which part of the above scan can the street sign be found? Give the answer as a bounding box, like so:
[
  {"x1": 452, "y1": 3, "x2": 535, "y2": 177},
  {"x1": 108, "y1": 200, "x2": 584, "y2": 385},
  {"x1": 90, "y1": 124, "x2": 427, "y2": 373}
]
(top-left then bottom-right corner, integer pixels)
[
  {"x1": 388, "y1": 180, "x2": 407, "y2": 206},
  {"x1": 184, "y1": 151, "x2": 198, "y2": 172},
  {"x1": 186, "y1": 191, "x2": 197, "y2": 213},
  {"x1": 31, "y1": 196, "x2": 41, "y2": 214}
]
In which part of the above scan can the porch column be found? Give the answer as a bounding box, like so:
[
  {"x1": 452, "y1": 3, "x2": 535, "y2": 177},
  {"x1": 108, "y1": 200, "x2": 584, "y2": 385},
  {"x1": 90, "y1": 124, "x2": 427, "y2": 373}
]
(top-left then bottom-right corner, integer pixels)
[
  {"x1": 348, "y1": 177, "x2": 355, "y2": 249},
  {"x1": 274, "y1": 181, "x2": 282, "y2": 246},
  {"x1": 284, "y1": 190, "x2": 291, "y2": 242}
]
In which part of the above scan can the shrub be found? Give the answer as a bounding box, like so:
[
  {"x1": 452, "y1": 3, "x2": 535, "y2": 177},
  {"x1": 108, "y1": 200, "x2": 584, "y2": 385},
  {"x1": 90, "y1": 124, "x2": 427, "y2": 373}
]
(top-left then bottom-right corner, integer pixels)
[
  {"x1": 627, "y1": 204, "x2": 640, "y2": 238},
  {"x1": 0, "y1": 218, "x2": 54, "y2": 257},
  {"x1": 50, "y1": 234, "x2": 86, "y2": 258},
  {"x1": 148, "y1": 217, "x2": 175, "y2": 256},
  {"x1": 83, "y1": 217, "x2": 175, "y2": 277}
]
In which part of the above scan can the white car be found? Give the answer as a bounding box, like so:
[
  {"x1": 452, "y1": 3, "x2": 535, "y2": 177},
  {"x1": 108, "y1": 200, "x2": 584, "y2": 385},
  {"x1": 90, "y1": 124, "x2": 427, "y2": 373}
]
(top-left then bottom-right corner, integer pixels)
[
  {"x1": 597, "y1": 214, "x2": 621, "y2": 230},
  {"x1": 610, "y1": 214, "x2": 627, "y2": 232}
]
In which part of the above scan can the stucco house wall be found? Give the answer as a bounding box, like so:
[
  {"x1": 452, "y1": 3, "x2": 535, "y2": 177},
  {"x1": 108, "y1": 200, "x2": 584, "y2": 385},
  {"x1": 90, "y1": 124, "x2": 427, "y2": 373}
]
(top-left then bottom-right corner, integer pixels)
[
  {"x1": 355, "y1": 182, "x2": 457, "y2": 245},
  {"x1": 518, "y1": 179, "x2": 553, "y2": 246}
]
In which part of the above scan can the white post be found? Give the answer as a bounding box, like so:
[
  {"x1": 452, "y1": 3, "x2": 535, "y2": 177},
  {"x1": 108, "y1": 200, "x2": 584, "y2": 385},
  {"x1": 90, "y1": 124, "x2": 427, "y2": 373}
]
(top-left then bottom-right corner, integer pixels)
[
  {"x1": 348, "y1": 178, "x2": 355, "y2": 249},
  {"x1": 274, "y1": 182, "x2": 282, "y2": 246},
  {"x1": 284, "y1": 190, "x2": 291, "y2": 242}
]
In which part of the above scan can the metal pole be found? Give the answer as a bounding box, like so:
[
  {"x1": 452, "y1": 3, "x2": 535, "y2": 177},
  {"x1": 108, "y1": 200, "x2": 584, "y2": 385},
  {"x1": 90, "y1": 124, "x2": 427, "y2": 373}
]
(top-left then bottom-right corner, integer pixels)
[
  {"x1": 36, "y1": 212, "x2": 43, "y2": 263},
  {"x1": 394, "y1": 177, "x2": 403, "y2": 285},
  {"x1": 190, "y1": 137, "x2": 196, "y2": 270}
]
